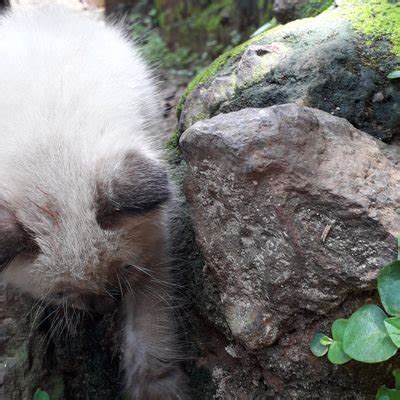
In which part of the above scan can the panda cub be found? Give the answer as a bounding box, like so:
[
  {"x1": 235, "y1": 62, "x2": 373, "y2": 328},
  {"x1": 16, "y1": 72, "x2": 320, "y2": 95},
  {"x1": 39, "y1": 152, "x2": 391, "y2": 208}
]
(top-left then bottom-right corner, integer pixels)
[{"x1": 0, "y1": 6, "x2": 188, "y2": 400}]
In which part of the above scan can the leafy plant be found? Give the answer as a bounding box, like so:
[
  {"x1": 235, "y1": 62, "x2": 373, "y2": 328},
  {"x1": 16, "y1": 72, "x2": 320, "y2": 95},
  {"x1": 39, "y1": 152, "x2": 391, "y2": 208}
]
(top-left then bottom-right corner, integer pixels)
[
  {"x1": 310, "y1": 245, "x2": 400, "y2": 398},
  {"x1": 33, "y1": 389, "x2": 50, "y2": 400},
  {"x1": 376, "y1": 369, "x2": 400, "y2": 399}
]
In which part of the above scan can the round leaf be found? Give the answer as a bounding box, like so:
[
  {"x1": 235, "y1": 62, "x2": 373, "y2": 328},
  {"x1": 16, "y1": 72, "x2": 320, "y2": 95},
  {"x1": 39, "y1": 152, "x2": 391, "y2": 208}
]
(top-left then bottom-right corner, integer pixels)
[
  {"x1": 33, "y1": 389, "x2": 50, "y2": 400},
  {"x1": 388, "y1": 71, "x2": 400, "y2": 80},
  {"x1": 343, "y1": 304, "x2": 397, "y2": 363},
  {"x1": 376, "y1": 386, "x2": 400, "y2": 400},
  {"x1": 332, "y1": 319, "x2": 348, "y2": 341},
  {"x1": 327, "y1": 341, "x2": 351, "y2": 365},
  {"x1": 310, "y1": 332, "x2": 329, "y2": 357},
  {"x1": 378, "y1": 261, "x2": 400, "y2": 316},
  {"x1": 385, "y1": 318, "x2": 400, "y2": 347}
]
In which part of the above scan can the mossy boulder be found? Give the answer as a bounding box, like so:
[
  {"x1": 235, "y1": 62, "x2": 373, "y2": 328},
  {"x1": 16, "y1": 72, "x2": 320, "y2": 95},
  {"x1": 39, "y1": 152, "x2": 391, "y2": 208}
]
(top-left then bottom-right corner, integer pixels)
[{"x1": 178, "y1": 0, "x2": 400, "y2": 142}]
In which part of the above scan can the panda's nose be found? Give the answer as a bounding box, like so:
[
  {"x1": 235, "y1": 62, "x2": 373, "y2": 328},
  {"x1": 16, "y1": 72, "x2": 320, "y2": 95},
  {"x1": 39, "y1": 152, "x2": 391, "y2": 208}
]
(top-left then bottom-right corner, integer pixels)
[{"x1": 84, "y1": 294, "x2": 118, "y2": 314}]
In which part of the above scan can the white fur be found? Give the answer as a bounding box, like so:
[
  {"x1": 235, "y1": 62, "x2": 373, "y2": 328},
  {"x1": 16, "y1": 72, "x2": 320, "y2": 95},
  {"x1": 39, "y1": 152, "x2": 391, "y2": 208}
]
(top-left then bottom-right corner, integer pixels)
[
  {"x1": 0, "y1": 6, "x2": 165, "y2": 294},
  {"x1": 0, "y1": 9, "x2": 190, "y2": 399}
]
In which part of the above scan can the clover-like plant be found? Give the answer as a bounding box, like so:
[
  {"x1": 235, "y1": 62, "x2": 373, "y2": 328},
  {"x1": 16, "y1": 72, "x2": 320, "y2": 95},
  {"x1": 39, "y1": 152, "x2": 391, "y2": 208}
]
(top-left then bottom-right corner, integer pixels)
[
  {"x1": 310, "y1": 244, "x2": 400, "y2": 399},
  {"x1": 33, "y1": 388, "x2": 50, "y2": 400}
]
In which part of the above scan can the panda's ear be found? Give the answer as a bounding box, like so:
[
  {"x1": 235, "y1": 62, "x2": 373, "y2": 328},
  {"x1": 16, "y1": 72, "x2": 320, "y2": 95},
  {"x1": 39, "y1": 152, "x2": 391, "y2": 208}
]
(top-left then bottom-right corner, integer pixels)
[
  {"x1": 96, "y1": 152, "x2": 171, "y2": 229},
  {"x1": 0, "y1": 205, "x2": 29, "y2": 271}
]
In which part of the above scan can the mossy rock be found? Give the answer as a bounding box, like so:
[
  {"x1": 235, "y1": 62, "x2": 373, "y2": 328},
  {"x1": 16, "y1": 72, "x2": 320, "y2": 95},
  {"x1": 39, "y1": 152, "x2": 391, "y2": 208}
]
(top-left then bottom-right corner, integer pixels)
[{"x1": 178, "y1": 0, "x2": 400, "y2": 142}]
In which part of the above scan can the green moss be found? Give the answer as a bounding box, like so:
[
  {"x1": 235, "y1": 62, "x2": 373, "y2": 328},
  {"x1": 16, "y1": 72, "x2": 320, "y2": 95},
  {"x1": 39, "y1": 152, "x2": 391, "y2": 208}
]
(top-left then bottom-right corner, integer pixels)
[
  {"x1": 183, "y1": 41, "x2": 247, "y2": 97},
  {"x1": 341, "y1": 0, "x2": 400, "y2": 57},
  {"x1": 299, "y1": 0, "x2": 334, "y2": 18},
  {"x1": 165, "y1": 129, "x2": 182, "y2": 157},
  {"x1": 178, "y1": 23, "x2": 284, "y2": 114}
]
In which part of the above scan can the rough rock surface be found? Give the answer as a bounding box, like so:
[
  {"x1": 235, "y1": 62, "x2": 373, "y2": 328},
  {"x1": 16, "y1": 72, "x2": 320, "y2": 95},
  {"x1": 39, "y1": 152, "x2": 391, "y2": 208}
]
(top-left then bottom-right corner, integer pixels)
[
  {"x1": 0, "y1": 282, "x2": 121, "y2": 400},
  {"x1": 181, "y1": 104, "x2": 400, "y2": 399},
  {"x1": 178, "y1": 1, "x2": 400, "y2": 142},
  {"x1": 0, "y1": 286, "x2": 45, "y2": 400}
]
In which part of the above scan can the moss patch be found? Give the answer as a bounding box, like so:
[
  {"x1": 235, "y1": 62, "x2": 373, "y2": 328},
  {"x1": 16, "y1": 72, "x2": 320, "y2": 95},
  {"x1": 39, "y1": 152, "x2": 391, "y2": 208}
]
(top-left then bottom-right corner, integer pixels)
[
  {"x1": 165, "y1": 129, "x2": 182, "y2": 158},
  {"x1": 341, "y1": 0, "x2": 400, "y2": 57},
  {"x1": 177, "y1": 22, "x2": 285, "y2": 115},
  {"x1": 185, "y1": 41, "x2": 249, "y2": 95}
]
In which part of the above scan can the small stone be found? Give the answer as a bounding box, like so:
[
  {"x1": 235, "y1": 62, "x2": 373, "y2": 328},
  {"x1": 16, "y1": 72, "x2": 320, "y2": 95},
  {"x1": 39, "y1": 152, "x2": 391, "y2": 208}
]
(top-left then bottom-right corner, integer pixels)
[
  {"x1": 224, "y1": 345, "x2": 238, "y2": 358},
  {"x1": 372, "y1": 92, "x2": 385, "y2": 103}
]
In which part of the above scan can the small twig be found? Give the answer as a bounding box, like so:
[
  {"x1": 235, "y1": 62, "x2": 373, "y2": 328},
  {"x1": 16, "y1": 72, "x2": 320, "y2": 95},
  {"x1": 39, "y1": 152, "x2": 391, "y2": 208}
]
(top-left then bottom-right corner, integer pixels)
[{"x1": 321, "y1": 224, "x2": 333, "y2": 243}]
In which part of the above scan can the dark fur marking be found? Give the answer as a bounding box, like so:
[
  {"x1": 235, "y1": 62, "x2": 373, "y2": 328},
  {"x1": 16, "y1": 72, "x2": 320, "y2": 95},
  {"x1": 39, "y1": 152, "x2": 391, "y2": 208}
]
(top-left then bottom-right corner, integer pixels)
[
  {"x1": 0, "y1": 205, "x2": 37, "y2": 270},
  {"x1": 96, "y1": 152, "x2": 170, "y2": 229}
]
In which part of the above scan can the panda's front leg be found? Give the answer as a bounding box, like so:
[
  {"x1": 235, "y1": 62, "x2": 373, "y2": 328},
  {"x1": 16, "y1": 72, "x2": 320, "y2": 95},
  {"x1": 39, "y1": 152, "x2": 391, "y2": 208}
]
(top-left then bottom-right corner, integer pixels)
[{"x1": 121, "y1": 285, "x2": 189, "y2": 400}]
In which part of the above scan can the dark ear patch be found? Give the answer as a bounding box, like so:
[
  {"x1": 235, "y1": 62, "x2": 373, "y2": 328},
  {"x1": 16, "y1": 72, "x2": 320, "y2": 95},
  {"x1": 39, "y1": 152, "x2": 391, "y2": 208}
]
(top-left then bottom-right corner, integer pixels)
[
  {"x1": 96, "y1": 152, "x2": 170, "y2": 229},
  {"x1": 0, "y1": 205, "x2": 30, "y2": 271}
]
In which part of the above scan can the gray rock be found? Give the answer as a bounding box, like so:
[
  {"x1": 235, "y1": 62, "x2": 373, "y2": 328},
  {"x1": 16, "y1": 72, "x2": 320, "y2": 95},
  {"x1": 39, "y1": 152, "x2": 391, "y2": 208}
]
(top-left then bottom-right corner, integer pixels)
[
  {"x1": 0, "y1": 284, "x2": 45, "y2": 400},
  {"x1": 181, "y1": 104, "x2": 400, "y2": 399},
  {"x1": 179, "y1": 3, "x2": 400, "y2": 142}
]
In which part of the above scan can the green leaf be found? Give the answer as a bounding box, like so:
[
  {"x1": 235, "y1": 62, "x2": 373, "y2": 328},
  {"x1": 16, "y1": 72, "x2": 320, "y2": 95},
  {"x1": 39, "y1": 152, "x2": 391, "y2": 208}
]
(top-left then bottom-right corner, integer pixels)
[
  {"x1": 327, "y1": 341, "x2": 351, "y2": 365},
  {"x1": 332, "y1": 319, "x2": 348, "y2": 341},
  {"x1": 376, "y1": 386, "x2": 400, "y2": 400},
  {"x1": 310, "y1": 332, "x2": 329, "y2": 357},
  {"x1": 33, "y1": 389, "x2": 50, "y2": 400},
  {"x1": 378, "y1": 261, "x2": 400, "y2": 316},
  {"x1": 388, "y1": 71, "x2": 400, "y2": 80},
  {"x1": 327, "y1": 319, "x2": 351, "y2": 364},
  {"x1": 250, "y1": 18, "x2": 278, "y2": 38},
  {"x1": 343, "y1": 304, "x2": 397, "y2": 363},
  {"x1": 394, "y1": 369, "x2": 400, "y2": 390},
  {"x1": 385, "y1": 318, "x2": 400, "y2": 347},
  {"x1": 319, "y1": 335, "x2": 333, "y2": 346}
]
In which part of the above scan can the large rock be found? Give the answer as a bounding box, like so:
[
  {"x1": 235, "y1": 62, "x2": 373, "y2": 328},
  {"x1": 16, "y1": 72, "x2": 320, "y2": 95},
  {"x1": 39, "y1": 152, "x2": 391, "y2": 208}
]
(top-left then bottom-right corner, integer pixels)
[
  {"x1": 180, "y1": 104, "x2": 400, "y2": 399},
  {"x1": 178, "y1": 0, "x2": 400, "y2": 142}
]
